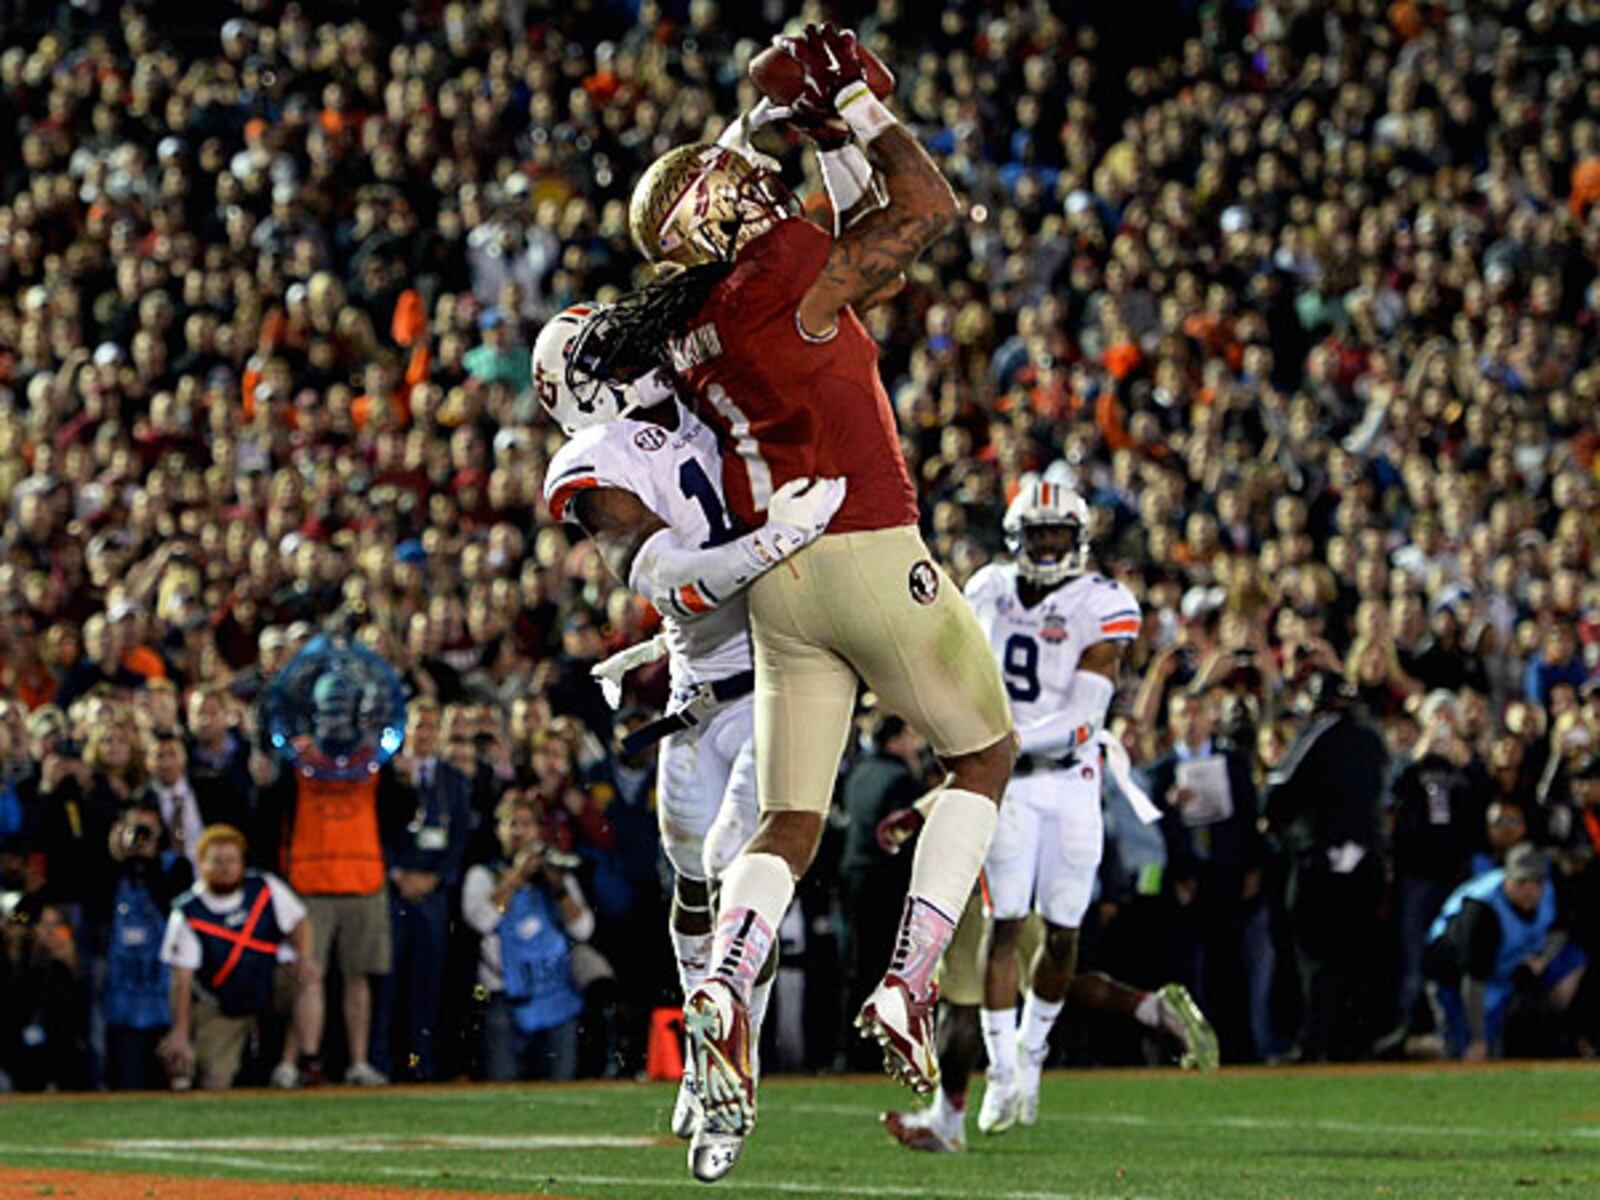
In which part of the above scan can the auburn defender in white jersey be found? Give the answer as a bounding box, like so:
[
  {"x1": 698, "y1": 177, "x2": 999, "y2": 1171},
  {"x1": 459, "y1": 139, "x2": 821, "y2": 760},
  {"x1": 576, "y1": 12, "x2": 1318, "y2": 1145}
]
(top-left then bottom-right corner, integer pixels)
[
  {"x1": 536, "y1": 303, "x2": 844, "y2": 1150},
  {"x1": 963, "y1": 480, "x2": 1208, "y2": 1132}
]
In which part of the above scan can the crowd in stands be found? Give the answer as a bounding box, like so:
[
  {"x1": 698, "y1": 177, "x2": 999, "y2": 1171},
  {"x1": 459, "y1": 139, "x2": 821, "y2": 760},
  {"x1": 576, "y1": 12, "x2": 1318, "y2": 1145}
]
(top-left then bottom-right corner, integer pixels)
[{"x1": 4, "y1": 0, "x2": 1600, "y2": 1088}]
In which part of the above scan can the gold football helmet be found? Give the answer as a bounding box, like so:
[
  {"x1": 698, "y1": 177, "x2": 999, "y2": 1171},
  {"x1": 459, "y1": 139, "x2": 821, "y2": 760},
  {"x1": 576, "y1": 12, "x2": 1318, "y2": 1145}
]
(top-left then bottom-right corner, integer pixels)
[{"x1": 629, "y1": 143, "x2": 798, "y2": 268}]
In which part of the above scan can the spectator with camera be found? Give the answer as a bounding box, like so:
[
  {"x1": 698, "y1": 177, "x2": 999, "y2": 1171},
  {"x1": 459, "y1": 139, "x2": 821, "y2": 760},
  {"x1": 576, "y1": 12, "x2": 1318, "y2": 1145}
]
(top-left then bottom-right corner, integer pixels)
[
  {"x1": 373, "y1": 699, "x2": 473, "y2": 1082},
  {"x1": 0, "y1": 899, "x2": 91, "y2": 1092},
  {"x1": 104, "y1": 802, "x2": 192, "y2": 1089},
  {"x1": 463, "y1": 791, "x2": 594, "y2": 1081},
  {"x1": 1388, "y1": 691, "x2": 1493, "y2": 1041},
  {"x1": 157, "y1": 825, "x2": 322, "y2": 1090}
]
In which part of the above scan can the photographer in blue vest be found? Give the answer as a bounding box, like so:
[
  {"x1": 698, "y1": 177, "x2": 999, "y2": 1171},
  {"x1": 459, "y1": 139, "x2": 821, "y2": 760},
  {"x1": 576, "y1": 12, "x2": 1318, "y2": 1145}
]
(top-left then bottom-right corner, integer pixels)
[
  {"x1": 462, "y1": 791, "x2": 594, "y2": 1081},
  {"x1": 157, "y1": 825, "x2": 325, "y2": 1089},
  {"x1": 104, "y1": 802, "x2": 192, "y2": 1089},
  {"x1": 1425, "y1": 843, "x2": 1588, "y2": 1060}
]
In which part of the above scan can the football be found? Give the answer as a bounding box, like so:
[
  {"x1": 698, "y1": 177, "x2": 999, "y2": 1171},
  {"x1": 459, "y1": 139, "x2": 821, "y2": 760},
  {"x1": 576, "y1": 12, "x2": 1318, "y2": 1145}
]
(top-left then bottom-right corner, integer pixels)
[{"x1": 748, "y1": 40, "x2": 895, "y2": 107}]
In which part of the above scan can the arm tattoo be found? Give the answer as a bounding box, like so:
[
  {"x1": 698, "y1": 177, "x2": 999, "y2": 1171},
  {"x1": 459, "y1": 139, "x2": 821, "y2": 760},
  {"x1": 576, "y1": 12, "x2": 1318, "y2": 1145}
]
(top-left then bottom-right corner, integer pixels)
[
  {"x1": 802, "y1": 126, "x2": 959, "y2": 326},
  {"x1": 569, "y1": 487, "x2": 668, "y2": 584}
]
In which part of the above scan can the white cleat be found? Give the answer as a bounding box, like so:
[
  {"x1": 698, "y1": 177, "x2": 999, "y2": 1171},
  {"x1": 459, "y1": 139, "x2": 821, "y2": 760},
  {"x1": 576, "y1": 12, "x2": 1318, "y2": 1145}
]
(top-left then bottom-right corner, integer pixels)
[
  {"x1": 1015, "y1": 1038, "x2": 1044, "y2": 1127},
  {"x1": 688, "y1": 1127, "x2": 746, "y2": 1183},
  {"x1": 855, "y1": 975, "x2": 939, "y2": 1095},
  {"x1": 881, "y1": 1105, "x2": 967, "y2": 1153},
  {"x1": 976, "y1": 1073, "x2": 1021, "y2": 1135},
  {"x1": 671, "y1": 1070, "x2": 700, "y2": 1140}
]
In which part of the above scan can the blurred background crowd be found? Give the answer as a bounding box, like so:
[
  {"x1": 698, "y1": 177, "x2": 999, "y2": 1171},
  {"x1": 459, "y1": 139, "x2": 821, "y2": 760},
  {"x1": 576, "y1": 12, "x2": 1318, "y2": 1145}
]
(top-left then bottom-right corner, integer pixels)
[{"x1": 4, "y1": 0, "x2": 1600, "y2": 1090}]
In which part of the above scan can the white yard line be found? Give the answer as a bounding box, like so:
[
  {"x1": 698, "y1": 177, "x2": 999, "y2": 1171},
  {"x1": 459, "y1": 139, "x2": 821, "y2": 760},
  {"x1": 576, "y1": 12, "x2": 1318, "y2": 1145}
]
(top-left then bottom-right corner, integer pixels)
[
  {"x1": 0, "y1": 1144, "x2": 1107, "y2": 1200},
  {"x1": 787, "y1": 1101, "x2": 1554, "y2": 1140},
  {"x1": 83, "y1": 1134, "x2": 660, "y2": 1153}
]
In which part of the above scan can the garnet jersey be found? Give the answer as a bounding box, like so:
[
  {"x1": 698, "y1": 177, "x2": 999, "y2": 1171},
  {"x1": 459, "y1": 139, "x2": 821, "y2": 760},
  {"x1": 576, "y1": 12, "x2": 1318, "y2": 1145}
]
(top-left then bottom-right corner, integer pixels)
[
  {"x1": 670, "y1": 218, "x2": 918, "y2": 534},
  {"x1": 544, "y1": 402, "x2": 751, "y2": 690},
  {"x1": 963, "y1": 564, "x2": 1141, "y2": 732}
]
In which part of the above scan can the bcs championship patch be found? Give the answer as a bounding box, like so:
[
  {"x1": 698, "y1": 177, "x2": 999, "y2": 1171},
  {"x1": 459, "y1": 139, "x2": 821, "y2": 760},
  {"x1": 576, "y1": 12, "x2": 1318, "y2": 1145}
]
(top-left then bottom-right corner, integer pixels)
[
  {"x1": 1041, "y1": 612, "x2": 1068, "y2": 643},
  {"x1": 908, "y1": 560, "x2": 940, "y2": 605}
]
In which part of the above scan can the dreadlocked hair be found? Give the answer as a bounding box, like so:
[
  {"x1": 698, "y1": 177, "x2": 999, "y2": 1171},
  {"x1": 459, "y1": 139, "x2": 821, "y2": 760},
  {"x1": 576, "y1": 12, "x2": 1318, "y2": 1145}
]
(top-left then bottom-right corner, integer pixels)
[{"x1": 588, "y1": 261, "x2": 736, "y2": 382}]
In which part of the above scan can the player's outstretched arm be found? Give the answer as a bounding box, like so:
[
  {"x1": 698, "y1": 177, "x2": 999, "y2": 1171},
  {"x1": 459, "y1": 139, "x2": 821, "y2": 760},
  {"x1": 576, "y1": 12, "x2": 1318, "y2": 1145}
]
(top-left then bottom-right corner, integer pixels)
[
  {"x1": 797, "y1": 125, "x2": 957, "y2": 339},
  {"x1": 571, "y1": 477, "x2": 847, "y2": 621},
  {"x1": 780, "y1": 26, "x2": 957, "y2": 339}
]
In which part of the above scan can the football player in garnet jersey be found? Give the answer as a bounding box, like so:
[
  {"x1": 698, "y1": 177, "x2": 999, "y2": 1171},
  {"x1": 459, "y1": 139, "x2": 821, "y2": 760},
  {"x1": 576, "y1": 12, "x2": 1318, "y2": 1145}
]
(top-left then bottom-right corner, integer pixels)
[
  {"x1": 537, "y1": 301, "x2": 845, "y2": 1159},
  {"x1": 576, "y1": 24, "x2": 1016, "y2": 1180}
]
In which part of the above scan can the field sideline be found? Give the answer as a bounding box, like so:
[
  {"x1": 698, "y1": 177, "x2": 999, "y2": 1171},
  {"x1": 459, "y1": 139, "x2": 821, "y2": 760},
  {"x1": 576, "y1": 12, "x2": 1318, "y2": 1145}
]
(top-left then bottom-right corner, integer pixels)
[{"x1": 1, "y1": 1063, "x2": 1598, "y2": 1199}]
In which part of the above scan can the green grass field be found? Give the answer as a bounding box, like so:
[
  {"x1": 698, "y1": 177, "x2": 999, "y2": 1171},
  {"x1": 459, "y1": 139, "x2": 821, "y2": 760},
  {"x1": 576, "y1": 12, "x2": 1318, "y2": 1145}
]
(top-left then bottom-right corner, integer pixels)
[{"x1": 3, "y1": 1065, "x2": 1599, "y2": 1198}]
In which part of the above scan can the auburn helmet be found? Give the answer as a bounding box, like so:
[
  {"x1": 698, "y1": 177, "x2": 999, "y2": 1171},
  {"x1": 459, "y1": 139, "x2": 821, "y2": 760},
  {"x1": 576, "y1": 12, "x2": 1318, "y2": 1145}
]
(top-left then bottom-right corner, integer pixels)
[
  {"x1": 532, "y1": 304, "x2": 671, "y2": 436},
  {"x1": 1003, "y1": 477, "x2": 1092, "y2": 586},
  {"x1": 628, "y1": 143, "x2": 798, "y2": 268}
]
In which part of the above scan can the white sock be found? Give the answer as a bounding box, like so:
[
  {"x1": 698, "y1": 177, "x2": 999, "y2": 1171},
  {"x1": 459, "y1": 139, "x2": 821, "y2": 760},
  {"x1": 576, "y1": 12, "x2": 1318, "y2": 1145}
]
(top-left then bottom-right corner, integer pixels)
[
  {"x1": 982, "y1": 1007, "x2": 1018, "y2": 1084},
  {"x1": 670, "y1": 927, "x2": 714, "y2": 1000},
  {"x1": 885, "y1": 789, "x2": 997, "y2": 1002},
  {"x1": 908, "y1": 789, "x2": 998, "y2": 919},
  {"x1": 931, "y1": 1087, "x2": 964, "y2": 1130},
  {"x1": 1019, "y1": 990, "x2": 1064, "y2": 1062},
  {"x1": 1134, "y1": 991, "x2": 1161, "y2": 1029},
  {"x1": 709, "y1": 852, "x2": 792, "y2": 1004}
]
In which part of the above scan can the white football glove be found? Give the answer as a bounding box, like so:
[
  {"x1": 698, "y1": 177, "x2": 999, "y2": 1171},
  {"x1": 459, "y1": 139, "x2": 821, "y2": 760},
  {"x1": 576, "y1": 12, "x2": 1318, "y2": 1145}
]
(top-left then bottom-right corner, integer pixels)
[
  {"x1": 716, "y1": 98, "x2": 785, "y2": 174},
  {"x1": 590, "y1": 634, "x2": 669, "y2": 709},
  {"x1": 748, "y1": 476, "x2": 847, "y2": 563}
]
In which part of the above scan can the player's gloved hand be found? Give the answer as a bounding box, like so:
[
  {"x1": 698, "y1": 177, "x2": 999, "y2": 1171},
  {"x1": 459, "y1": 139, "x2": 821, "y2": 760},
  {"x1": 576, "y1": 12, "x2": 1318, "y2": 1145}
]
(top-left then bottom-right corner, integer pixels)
[
  {"x1": 779, "y1": 23, "x2": 865, "y2": 123},
  {"x1": 716, "y1": 98, "x2": 785, "y2": 172},
  {"x1": 754, "y1": 475, "x2": 847, "y2": 561},
  {"x1": 591, "y1": 634, "x2": 669, "y2": 709},
  {"x1": 876, "y1": 806, "x2": 925, "y2": 855}
]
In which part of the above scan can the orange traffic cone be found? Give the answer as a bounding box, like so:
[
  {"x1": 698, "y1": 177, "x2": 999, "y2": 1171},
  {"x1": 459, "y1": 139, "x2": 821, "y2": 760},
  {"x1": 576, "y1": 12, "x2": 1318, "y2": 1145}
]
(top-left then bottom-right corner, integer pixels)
[{"x1": 646, "y1": 1006, "x2": 685, "y2": 1081}]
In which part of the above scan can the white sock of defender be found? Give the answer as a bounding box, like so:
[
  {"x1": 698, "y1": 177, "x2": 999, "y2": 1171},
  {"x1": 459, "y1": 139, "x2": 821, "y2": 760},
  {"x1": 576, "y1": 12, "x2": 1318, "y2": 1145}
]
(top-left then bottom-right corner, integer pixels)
[
  {"x1": 888, "y1": 788, "x2": 997, "y2": 1001},
  {"x1": 670, "y1": 927, "x2": 714, "y2": 1000},
  {"x1": 708, "y1": 853, "x2": 792, "y2": 1005},
  {"x1": 1134, "y1": 990, "x2": 1163, "y2": 1029},
  {"x1": 930, "y1": 1086, "x2": 964, "y2": 1131},
  {"x1": 982, "y1": 1007, "x2": 1019, "y2": 1084},
  {"x1": 1019, "y1": 990, "x2": 1065, "y2": 1062}
]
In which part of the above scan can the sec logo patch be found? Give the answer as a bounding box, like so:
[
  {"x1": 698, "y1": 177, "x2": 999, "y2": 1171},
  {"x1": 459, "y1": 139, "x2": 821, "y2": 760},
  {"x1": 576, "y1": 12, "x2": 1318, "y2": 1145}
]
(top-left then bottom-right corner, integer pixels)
[
  {"x1": 633, "y1": 427, "x2": 667, "y2": 452},
  {"x1": 908, "y1": 560, "x2": 940, "y2": 606}
]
